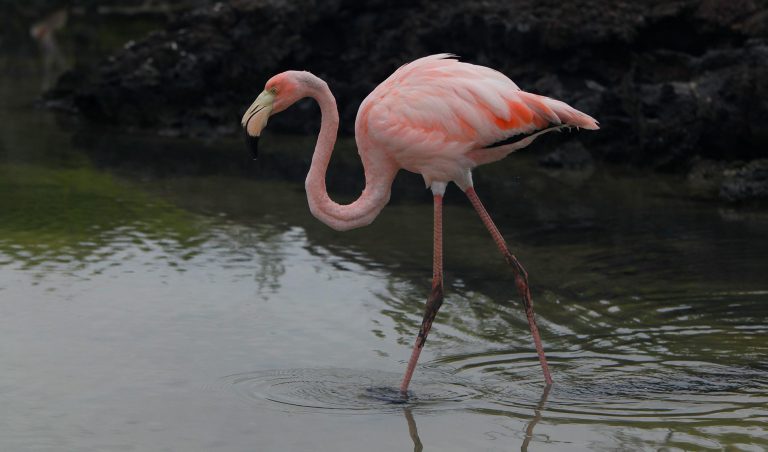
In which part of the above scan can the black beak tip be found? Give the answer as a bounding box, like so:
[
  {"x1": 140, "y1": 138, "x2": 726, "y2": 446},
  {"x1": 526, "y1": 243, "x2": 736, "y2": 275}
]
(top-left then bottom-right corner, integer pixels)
[{"x1": 244, "y1": 133, "x2": 259, "y2": 160}]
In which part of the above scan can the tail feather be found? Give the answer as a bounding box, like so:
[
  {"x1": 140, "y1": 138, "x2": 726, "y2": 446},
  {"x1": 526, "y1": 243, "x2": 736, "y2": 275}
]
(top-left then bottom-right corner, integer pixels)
[
  {"x1": 519, "y1": 91, "x2": 599, "y2": 130},
  {"x1": 469, "y1": 91, "x2": 598, "y2": 167}
]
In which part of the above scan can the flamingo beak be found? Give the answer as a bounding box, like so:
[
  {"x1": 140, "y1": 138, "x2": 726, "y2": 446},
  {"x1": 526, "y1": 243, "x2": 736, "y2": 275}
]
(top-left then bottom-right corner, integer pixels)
[{"x1": 241, "y1": 90, "x2": 275, "y2": 160}]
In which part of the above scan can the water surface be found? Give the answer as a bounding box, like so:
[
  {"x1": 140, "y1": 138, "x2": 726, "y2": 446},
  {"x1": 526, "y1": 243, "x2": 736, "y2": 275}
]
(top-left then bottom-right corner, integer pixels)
[{"x1": 1, "y1": 53, "x2": 767, "y2": 451}]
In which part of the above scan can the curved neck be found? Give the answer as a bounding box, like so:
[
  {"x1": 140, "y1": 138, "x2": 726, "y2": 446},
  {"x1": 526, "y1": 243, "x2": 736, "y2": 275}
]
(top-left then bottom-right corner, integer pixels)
[{"x1": 304, "y1": 78, "x2": 397, "y2": 231}]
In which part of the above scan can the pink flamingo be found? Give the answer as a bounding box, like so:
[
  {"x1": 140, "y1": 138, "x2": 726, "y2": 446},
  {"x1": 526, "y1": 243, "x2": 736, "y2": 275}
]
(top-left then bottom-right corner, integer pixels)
[{"x1": 241, "y1": 54, "x2": 598, "y2": 394}]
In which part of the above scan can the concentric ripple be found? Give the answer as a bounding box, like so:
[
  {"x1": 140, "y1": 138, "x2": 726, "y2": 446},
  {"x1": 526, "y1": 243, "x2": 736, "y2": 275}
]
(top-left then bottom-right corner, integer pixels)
[
  {"x1": 221, "y1": 367, "x2": 484, "y2": 414},
  {"x1": 441, "y1": 351, "x2": 768, "y2": 424}
]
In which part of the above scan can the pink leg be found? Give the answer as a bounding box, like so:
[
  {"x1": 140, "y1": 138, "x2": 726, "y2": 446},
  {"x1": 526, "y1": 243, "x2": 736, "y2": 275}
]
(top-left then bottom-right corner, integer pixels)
[
  {"x1": 400, "y1": 194, "x2": 444, "y2": 394},
  {"x1": 465, "y1": 187, "x2": 553, "y2": 385}
]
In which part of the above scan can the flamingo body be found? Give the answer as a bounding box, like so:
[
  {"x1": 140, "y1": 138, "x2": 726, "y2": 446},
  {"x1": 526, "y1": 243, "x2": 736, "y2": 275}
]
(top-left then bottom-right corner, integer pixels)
[
  {"x1": 242, "y1": 54, "x2": 598, "y2": 394},
  {"x1": 357, "y1": 54, "x2": 598, "y2": 189}
]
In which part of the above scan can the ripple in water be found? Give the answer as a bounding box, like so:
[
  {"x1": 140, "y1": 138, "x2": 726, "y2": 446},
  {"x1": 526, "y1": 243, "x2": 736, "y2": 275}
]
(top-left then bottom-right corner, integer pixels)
[
  {"x1": 441, "y1": 351, "x2": 768, "y2": 424},
  {"x1": 219, "y1": 357, "x2": 768, "y2": 425},
  {"x1": 221, "y1": 368, "x2": 484, "y2": 414}
]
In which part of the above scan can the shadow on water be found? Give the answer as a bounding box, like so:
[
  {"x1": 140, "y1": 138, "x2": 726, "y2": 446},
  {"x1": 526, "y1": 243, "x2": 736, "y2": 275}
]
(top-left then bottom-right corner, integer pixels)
[{"x1": 2, "y1": 50, "x2": 768, "y2": 450}]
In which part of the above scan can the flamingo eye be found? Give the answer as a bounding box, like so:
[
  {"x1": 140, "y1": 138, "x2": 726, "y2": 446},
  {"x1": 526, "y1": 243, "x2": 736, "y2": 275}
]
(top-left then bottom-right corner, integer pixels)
[{"x1": 269, "y1": 87, "x2": 278, "y2": 95}]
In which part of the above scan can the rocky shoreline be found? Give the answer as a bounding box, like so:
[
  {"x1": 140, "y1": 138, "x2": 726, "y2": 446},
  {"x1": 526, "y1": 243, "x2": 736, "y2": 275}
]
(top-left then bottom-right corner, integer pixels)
[{"x1": 41, "y1": 0, "x2": 768, "y2": 203}]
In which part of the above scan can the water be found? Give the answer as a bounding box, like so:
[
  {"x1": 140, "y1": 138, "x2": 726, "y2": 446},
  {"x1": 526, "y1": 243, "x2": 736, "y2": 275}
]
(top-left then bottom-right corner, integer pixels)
[{"x1": 2, "y1": 54, "x2": 768, "y2": 452}]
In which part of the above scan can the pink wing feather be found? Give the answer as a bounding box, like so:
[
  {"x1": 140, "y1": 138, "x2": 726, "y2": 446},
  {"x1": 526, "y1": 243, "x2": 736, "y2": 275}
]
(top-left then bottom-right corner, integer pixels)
[{"x1": 356, "y1": 54, "x2": 598, "y2": 183}]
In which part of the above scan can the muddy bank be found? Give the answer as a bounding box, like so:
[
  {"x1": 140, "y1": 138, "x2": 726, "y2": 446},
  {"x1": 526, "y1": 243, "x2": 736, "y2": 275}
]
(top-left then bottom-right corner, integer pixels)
[{"x1": 42, "y1": 0, "x2": 768, "y2": 202}]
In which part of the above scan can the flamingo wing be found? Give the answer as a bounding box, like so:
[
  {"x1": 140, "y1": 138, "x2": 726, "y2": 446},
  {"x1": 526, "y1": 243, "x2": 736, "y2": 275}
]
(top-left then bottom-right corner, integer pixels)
[{"x1": 357, "y1": 54, "x2": 598, "y2": 181}]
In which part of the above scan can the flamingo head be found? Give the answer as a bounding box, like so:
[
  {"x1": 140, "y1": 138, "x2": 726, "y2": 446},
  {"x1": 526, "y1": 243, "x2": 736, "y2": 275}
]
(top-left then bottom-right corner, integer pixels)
[{"x1": 241, "y1": 71, "x2": 309, "y2": 160}]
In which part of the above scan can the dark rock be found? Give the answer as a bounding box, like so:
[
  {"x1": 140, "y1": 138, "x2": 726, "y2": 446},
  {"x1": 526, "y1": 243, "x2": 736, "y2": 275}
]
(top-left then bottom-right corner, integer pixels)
[
  {"x1": 720, "y1": 159, "x2": 768, "y2": 202},
  {"x1": 539, "y1": 141, "x2": 594, "y2": 169},
  {"x1": 687, "y1": 159, "x2": 732, "y2": 199},
  {"x1": 687, "y1": 158, "x2": 768, "y2": 203},
  {"x1": 44, "y1": 0, "x2": 768, "y2": 193}
]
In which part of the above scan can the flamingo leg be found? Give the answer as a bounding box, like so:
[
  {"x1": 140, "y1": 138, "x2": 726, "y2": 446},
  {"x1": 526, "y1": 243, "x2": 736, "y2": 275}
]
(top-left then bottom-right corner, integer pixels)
[
  {"x1": 400, "y1": 194, "x2": 444, "y2": 394},
  {"x1": 465, "y1": 187, "x2": 553, "y2": 385}
]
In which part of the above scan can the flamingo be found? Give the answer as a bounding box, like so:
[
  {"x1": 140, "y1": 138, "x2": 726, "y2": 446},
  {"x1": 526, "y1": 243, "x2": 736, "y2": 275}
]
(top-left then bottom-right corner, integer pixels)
[{"x1": 241, "y1": 54, "x2": 598, "y2": 394}]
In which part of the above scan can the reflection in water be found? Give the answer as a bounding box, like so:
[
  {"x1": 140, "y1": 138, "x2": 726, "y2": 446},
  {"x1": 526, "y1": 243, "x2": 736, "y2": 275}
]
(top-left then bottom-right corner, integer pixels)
[
  {"x1": 29, "y1": 9, "x2": 68, "y2": 90},
  {"x1": 403, "y1": 408, "x2": 423, "y2": 452},
  {"x1": 521, "y1": 384, "x2": 550, "y2": 452},
  {"x1": 0, "y1": 164, "x2": 290, "y2": 297}
]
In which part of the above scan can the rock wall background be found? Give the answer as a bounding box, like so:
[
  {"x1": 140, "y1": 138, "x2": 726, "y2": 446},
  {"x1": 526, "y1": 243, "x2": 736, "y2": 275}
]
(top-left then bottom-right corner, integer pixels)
[{"x1": 9, "y1": 0, "x2": 768, "y2": 200}]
